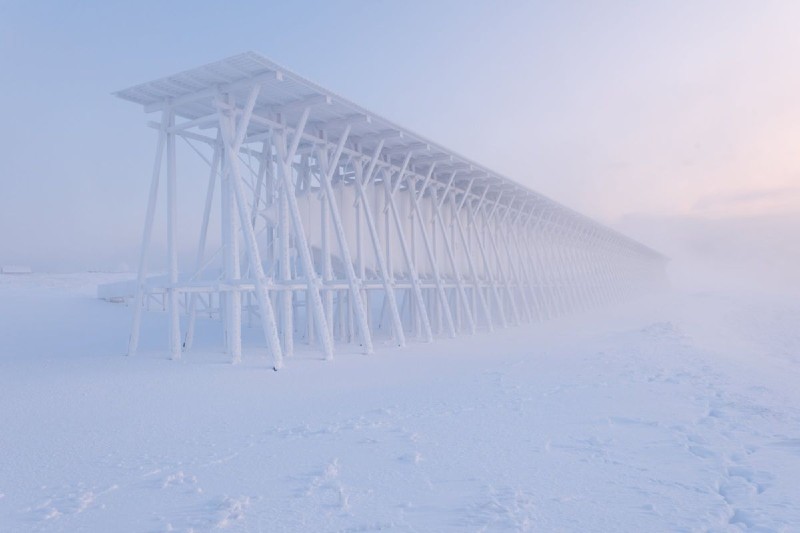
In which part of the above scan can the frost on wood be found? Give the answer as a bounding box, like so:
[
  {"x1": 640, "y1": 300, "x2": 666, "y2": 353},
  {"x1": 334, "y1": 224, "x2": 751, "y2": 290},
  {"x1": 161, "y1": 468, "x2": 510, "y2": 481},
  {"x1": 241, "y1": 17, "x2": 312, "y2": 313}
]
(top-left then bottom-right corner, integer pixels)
[{"x1": 112, "y1": 52, "x2": 668, "y2": 363}]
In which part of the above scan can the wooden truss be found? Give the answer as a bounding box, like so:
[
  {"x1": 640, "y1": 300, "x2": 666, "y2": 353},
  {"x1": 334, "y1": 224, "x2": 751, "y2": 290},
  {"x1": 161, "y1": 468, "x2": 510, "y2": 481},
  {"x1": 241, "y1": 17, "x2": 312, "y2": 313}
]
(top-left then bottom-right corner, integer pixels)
[{"x1": 117, "y1": 53, "x2": 668, "y2": 366}]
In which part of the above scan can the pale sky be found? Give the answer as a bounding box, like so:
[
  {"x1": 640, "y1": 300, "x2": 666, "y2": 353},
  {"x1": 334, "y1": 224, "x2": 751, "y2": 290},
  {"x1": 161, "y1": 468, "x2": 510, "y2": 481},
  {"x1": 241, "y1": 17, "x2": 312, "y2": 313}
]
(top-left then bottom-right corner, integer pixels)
[{"x1": 1, "y1": 1, "x2": 799, "y2": 274}]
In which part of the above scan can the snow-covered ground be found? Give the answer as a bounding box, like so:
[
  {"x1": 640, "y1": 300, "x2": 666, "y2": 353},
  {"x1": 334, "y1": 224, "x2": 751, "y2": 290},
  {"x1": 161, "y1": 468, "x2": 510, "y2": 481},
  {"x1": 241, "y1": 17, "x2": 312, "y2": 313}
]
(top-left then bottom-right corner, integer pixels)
[{"x1": 1, "y1": 273, "x2": 798, "y2": 532}]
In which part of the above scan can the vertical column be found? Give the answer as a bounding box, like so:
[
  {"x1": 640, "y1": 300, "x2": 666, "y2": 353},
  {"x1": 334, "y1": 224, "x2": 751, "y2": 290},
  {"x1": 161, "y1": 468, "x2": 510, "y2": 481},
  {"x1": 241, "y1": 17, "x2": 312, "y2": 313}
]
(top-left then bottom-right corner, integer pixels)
[
  {"x1": 221, "y1": 141, "x2": 242, "y2": 362},
  {"x1": 278, "y1": 163, "x2": 293, "y2": 357},
  {"x1": 166, "y1": 108, "x2": 182, "y2": 360},
  {"x1": 216, "y1": 88, "x2": 284, "y2": 369},
  {"x1": 320, "y1": 175, "x2": 333, "y2": 338},
  {"x1": 128, "y1": 109, "x2": 168, "y2": 356},
  {"x1": 184, "y1": 134, "x2": 221, "y2": 353}
]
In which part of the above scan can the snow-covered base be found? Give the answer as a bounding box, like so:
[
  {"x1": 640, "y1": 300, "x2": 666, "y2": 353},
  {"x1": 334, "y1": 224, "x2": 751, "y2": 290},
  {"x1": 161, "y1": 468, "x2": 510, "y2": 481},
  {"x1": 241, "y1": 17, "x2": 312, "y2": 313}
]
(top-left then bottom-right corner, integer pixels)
[{"x1": 0, "y1": 274, "x2": 798, "y2": 532}]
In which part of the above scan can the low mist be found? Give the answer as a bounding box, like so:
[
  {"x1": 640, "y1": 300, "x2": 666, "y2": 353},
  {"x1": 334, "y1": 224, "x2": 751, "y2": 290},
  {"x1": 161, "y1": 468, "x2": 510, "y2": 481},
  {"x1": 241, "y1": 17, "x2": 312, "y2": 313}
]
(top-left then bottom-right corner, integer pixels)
[{"x1": 616, "y1": 211, "x2": 800, "y2": 296}]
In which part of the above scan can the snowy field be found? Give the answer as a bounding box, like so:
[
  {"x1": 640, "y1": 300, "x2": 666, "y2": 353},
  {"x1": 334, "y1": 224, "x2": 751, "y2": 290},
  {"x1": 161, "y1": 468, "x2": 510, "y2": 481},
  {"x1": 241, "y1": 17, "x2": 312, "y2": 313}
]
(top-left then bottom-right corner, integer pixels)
[{"x1": 1, "y1": 273, "x2": 799, "y2": 532}]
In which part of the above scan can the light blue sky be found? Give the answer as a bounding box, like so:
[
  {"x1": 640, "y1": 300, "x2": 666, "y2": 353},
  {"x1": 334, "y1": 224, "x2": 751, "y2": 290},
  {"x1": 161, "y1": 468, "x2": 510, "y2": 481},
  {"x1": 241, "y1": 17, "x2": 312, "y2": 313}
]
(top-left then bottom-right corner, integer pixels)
[{"x1": 2, "y1": 1, "x2": 799, "y2": 273}]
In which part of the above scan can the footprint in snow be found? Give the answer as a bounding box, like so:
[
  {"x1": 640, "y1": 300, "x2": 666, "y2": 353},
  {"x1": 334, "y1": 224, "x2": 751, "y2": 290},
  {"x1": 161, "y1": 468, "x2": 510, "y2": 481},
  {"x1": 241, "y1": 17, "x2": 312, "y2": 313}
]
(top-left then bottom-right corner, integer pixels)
[
  {"x1": 398, "y1": 452, "x2": 423, "y2": 464},
  {"x1": 160, "y1": 470, "x2": 202, "y2": 494},
  {"x1": 304, "y1": 458, "x2": 350, "y2": 510},
  {"x1": 462, "y1": 486, "x2": 537, "y2": 531},
  {"x1": 157, "y1": 494, "x2": 252, "y2": 531},
  {"x1": 766, "y1": 438, "x2": 800, "y2": 456},
  {"x1": 608, "y1": 416, "x2": 659, "y2": 428},
  {"x1": 726, "y1": 465, "x2": 773, "y2": 494},
  {"x1": 211, "y1": 495, "x2": 251, "y2": 528},
  {"x1": 22, "y1": 484, "x2": 118, "y2": 523},
  {"x1": 688, "y1": 445, "x2": 718, "y2": 460}
]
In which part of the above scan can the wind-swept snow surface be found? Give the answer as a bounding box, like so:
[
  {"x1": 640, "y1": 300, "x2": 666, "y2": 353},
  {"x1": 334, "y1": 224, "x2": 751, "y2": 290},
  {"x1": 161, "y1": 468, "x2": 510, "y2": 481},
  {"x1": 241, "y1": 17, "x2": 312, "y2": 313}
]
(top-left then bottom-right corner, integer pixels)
[{"x1": 0, "y1": 274, "x2": 798, "y2": 531}]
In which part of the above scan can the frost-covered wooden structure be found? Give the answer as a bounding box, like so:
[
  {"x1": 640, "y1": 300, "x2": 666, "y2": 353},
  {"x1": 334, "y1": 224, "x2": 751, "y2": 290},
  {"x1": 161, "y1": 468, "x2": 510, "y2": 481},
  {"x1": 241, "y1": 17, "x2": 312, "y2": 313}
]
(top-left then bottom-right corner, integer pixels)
[{"x1": 116, "y1": 52, "x2": 667, "y2": 368}]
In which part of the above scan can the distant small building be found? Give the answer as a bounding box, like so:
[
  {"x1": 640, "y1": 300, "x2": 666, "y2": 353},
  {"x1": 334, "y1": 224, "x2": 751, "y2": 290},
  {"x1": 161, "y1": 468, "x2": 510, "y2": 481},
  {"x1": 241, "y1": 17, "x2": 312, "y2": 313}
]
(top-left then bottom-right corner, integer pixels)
[{"x1": 0, "y1": 265, "x2": 32, "y2": 274}]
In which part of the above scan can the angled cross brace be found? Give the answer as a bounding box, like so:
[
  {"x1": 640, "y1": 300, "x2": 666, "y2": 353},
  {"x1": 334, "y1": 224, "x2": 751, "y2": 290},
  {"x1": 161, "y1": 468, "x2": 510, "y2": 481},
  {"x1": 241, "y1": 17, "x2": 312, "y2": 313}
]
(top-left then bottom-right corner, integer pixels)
[
  {"x1": 448, "y1": 193, "x2": 493, "y2": 331},
  {"x1": 382, "y1": 169, "x2": 434, "y2": 342},
  {"x1": 216, "y1": 86, "x2": 285, "y2": 369},
  {"x1": 428, "y1": 185, "x2": 476, "y2": 334},
  {"x1": 273, "y1": 109, "x2": 335, "y2": 360},
  {"x1": 351, "y1": 153, "x2": 406, "y2": 347},
  {"x1": 479, "y1": 194, "x2": 522, "y2": 325},
  {"x1": 464, "y1": 193, "x2": 508, "y2": 328},
  {"x1": 407, "y1": 176, "x2": 457, "y2": 337},
  {"x1": 316, "y1": 131, "x2": 374, "y2": 354}
]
